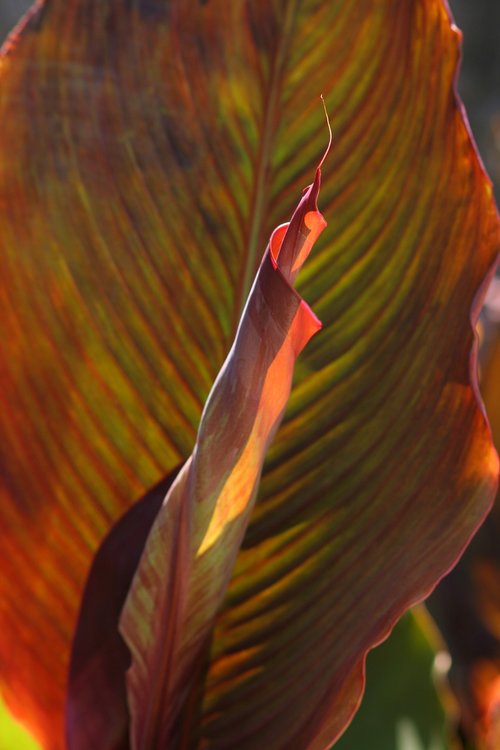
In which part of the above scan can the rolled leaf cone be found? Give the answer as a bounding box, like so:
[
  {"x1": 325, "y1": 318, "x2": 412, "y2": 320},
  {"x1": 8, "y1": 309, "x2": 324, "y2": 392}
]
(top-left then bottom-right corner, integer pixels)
[
  {"x1": 0, "y1": 1, "x2": 499, "y2": 748},
  {"x1": 119, "y1": 173, "x2": 324, "y2": 750},
  {"x1": 67, "y1": 170, "x2": 326, "y2": 749}
]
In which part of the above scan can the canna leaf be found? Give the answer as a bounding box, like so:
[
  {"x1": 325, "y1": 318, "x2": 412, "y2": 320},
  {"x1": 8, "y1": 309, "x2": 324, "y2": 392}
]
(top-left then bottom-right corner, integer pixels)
[
  {"x1": 68, "y1": 166, "x2": 326, "y2": 749},
  {"x1": 0, "y1": 1, "x2": 499, "y2": 748},
  {"x1": 118, "y1": 172, "x2": 324, "y2": 750}
]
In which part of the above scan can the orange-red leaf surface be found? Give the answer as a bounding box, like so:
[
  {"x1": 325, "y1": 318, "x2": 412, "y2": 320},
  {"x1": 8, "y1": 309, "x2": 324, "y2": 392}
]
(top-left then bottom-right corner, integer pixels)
[{"x1": 0, "y1": 1, "x2": 499, "y2": 749}]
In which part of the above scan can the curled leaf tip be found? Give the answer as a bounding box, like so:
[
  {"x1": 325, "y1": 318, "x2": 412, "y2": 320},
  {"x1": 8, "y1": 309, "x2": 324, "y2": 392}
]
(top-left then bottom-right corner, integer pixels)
[
  {"x1": 318, "y1": 93, "x2": 333, "y2": 172},
  {"x1": 274, "y1": 166, "x2": 327, "y2": 287}
]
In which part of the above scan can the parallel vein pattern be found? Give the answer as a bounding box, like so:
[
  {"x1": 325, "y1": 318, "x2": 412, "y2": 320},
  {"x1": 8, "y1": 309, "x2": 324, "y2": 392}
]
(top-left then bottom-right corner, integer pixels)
[{"x1": 0, "y1": 0, "x2": 498, "y2": 748}]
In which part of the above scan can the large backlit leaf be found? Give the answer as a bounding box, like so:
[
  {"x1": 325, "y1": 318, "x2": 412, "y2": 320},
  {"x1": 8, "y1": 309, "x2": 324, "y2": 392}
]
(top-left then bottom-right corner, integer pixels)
[{"x1": 0, "y1": 1, "x2": 499, "y2": 748}]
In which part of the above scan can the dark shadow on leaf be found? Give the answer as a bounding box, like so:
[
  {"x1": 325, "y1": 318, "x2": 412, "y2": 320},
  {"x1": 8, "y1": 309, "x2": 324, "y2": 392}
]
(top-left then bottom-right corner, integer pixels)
[{"x1": 66, "y1": 465, "x2": 182, "y2": 750}]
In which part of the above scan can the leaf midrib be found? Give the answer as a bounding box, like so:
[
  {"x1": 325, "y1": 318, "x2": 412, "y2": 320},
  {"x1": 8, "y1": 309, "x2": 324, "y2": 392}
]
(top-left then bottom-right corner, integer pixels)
[{"x1": 233, "y1": 0, "x2": 300, "y2": 328}]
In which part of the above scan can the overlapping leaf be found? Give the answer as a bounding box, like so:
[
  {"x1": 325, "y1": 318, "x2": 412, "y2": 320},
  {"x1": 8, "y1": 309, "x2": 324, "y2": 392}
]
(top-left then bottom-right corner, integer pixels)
[
  {"x1": 428, "y1": 310, "x2": 500, "y2": 750},
  {"x1": 0, "y1": 1, "x2": 499, "y2": 748}
]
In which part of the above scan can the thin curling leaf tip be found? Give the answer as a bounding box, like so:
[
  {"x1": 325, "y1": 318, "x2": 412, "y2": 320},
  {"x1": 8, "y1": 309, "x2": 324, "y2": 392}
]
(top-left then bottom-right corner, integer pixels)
[{"x1": 318, "y1": 94, "x2": 333, "y2": 172}]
